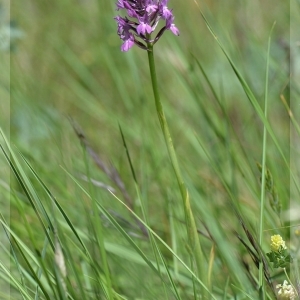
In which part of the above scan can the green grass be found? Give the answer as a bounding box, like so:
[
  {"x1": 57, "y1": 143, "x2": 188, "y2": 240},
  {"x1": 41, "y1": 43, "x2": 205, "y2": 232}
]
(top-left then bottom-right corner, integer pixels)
[{"x1": 1, "y1": 0, "x2": 300, "y2": 299}]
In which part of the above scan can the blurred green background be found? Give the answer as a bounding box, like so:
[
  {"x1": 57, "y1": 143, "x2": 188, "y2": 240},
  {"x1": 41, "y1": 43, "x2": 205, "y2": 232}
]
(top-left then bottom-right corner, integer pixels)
[
  {"x1": 1, "y1": 0, "x2": 300, "y2": 298},
  {"x1": 6, "y1": 0, "x2": 297, "y2": 206},
  {"x1": 6, "y1": 0, "x2": 296, "y2": 180}
]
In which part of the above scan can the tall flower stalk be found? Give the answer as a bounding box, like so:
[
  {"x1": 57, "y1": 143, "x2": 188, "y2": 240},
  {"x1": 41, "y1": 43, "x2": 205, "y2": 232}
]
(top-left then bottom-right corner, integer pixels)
[
  {"x1": 115, "y1": 0, "x2": 207, "y2": 296},
  {"x1": 147, "y1": 44, "x2": 207, "y2": 295}
]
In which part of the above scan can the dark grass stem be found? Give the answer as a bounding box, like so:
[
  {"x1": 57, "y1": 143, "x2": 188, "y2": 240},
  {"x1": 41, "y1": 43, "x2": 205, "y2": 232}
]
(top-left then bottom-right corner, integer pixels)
[{"x1": 146, "y1": 44, "x2": 207, "y2": 297}]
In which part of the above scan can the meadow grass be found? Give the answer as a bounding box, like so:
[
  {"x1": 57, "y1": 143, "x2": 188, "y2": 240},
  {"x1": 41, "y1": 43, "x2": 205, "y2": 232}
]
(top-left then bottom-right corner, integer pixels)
[{"x1": 1, "y1": 0, "x2": 300, "y2": 299}]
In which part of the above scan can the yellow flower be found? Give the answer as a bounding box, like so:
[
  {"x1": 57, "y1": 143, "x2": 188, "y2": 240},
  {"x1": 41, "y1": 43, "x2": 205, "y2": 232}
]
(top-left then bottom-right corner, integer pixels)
[
  {"x1": 276, "y1": 280, "x2": 296, "y2": 300},
  {"x1": 271, "y1": 235, "x2": 287, "y2": 252}
]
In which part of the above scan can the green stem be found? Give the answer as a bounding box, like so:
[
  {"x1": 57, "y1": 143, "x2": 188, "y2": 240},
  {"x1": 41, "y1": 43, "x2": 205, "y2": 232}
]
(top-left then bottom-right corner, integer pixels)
[
  {"x1": 147, "y1": 43, "x2": 207, "y2": 297},
  {"x1": 258, "y1": 25, "x2": 274, "y2": 298}
]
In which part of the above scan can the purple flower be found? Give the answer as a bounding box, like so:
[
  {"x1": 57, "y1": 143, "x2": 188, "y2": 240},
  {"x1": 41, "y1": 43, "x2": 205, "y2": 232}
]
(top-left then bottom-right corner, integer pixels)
[
  {"x1": 114, "y1": 0, "x2": 179, "y2": 51},
  {"x1": 146, "y1": 4, "x2": 158, "y2": 13},
  {"x1": 121, "y1": 35, "x2": 135, "y2": 51},
  {"x1": 169, "y1": 23, "x2": 179, "y2": 36},
  {"x1": 159, "y1": 0, "x2": 172, "y2": 19},
  {"x1": 116, "y1": 0, "x2": 125, "y2": 10},
  {"x1": 166, "y1": 15, "x2": 179, "y2": 36},
  {"x1": 114, "y1": 15, "x2": 136, "y2": 51},
  {"x1": 137, "y1": 21, "x2": 153, "y2": 35}
]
